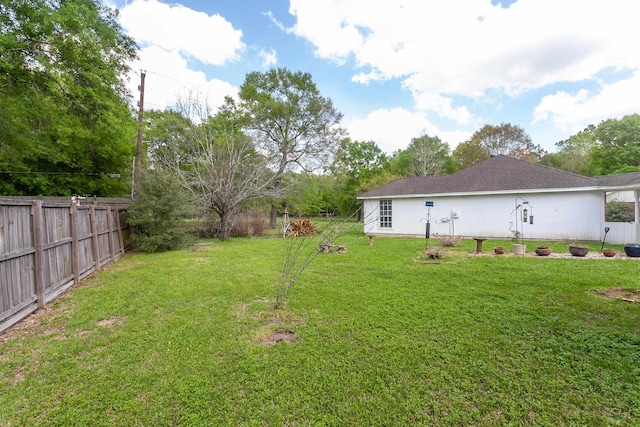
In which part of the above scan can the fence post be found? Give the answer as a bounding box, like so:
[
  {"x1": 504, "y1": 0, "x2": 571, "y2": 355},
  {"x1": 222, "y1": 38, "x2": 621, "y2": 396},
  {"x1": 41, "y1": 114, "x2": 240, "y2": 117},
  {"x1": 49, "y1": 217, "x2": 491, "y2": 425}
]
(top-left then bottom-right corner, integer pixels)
[
  {"x1": 115, "y1": 208, "x2": 125, "y2": 256},
  {"x1": 70, "y1": 202, "x2": 79, "y2": 284},
  {"x1": 107, "y1": 208, "x2": 115, "y2": 263},
  {"x1": 31, "y1": 200, "x2": 46, "y2": 309},
  {"x1": 90, "y1": 205, "x2": 100, "y2": 272}
]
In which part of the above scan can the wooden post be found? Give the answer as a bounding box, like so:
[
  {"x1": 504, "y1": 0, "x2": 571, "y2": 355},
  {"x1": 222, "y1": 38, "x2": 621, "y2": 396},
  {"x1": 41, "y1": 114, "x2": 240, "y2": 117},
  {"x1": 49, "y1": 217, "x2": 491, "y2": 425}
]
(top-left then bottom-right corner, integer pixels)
[
  {"x1": 70, "y1": 202, "x2": 79, "y2": 284},
  {"x1": 114, "y1": 208, "x2": 125, "y2": 256},
  {"x1": 31, "y1": 200, "x2": 46, "y2": 309},
  {"x1": 107, "y1": 208, "x2": 115, "y2": 263},
  {"x1": 90, "y1": 205, "x2": 100, "y2": 272}
]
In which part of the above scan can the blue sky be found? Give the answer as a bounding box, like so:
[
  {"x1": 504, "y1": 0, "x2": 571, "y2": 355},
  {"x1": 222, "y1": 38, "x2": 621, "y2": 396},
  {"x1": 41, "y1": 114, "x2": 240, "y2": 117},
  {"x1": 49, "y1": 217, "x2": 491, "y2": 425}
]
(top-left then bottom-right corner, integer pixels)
[{"x1": 110, "y1": 0, "x2": 640, "y2": 154}]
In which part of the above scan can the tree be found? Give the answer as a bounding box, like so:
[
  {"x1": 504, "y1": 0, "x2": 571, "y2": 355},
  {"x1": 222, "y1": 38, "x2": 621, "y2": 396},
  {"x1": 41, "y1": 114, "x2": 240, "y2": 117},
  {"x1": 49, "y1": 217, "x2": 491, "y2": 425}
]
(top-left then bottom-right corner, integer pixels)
[
  {"x1": 453, "y1": 123, "x2": 545, "y2": 169},
  {"x1": 281, "y1": 172, "x2": 338, "y2": 217},
  {"x1": 144, "y1": 109, "x2": 195, "y2": 169},
  {"x1": 236, "y1": 68, "x2": 345, "y2": 227},
  {"x1": 540, "y1": 125, "x2": 596, "y2": 175},
  {"x1": 331, "y1": 139, "x2": 389, "y2": 217},
  {"x1": 589, "y1": 114, "x2": 640, "y2": 175},
  {"x1": 161, "y1": 96, "x2": 276, "y2": 241},
  {"x1": 390, "y1": 134, "x2": 454, "y2": 177},
  {"x1": 127, "y1": 169, "x2": 190, "y2": 252},
  {"x1": 0, "y1": 0, "x2": 138, "y2": 196}
]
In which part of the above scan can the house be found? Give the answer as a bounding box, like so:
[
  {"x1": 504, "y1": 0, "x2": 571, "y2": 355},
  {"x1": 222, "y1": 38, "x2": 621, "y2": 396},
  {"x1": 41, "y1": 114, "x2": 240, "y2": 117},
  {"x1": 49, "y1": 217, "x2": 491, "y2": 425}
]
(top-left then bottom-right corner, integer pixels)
[{"x1": 357, "y1": 155, "x2": 640, "y2": 244}]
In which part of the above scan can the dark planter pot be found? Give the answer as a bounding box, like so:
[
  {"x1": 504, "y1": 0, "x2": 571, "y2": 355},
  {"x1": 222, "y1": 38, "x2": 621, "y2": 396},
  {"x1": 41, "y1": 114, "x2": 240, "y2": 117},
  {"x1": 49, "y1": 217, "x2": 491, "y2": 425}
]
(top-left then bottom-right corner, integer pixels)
[
  {"x1": 602, "y1": 248, "x2": 617, "y2": 258},
  {"x1": 494, "y1": 246, "x2": 505, "y2": 255},
  {"x1": 623, "y1": 243, "x2": 640, "y2": 257},
  {"x1": 569, "y1": 245, "x2": 589, "y2": 257},
  {"x1": 535, "y1": 246, "x2": 552, "y2": 256}
]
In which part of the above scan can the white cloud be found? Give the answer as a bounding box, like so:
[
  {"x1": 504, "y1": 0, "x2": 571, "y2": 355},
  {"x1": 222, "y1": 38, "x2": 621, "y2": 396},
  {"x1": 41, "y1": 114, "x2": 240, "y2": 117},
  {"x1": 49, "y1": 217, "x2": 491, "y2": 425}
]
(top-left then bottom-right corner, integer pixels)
[
  {"x1": 345, "y1": 108, "x2": 470, "y2": 154},
  {"x1": 258, "y1": 48, "x2": 278, "y2": 68},
  {"x1": 532, "y1": 71, "x2": 640, "y2": 132},
  {"x1": 119, "y1": 0, "x2": 244, "y2": 65},
  {"x1": 127, "y1": 46, "x2": 238, "y2": 111},
  {"x1": 288, "y1": 0, "x2": 640, "y2": 126}
]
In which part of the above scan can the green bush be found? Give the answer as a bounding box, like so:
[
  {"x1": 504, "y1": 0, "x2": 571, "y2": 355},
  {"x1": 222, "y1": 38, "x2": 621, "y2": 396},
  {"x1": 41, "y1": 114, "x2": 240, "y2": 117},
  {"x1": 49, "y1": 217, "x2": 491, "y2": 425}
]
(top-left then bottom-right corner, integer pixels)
[
  {"x1": 127, "y1": 169, "x2": 190, "y2": 252},
  {"x1": 606, "y1": 200, "x2": 633, "y2": 222}
]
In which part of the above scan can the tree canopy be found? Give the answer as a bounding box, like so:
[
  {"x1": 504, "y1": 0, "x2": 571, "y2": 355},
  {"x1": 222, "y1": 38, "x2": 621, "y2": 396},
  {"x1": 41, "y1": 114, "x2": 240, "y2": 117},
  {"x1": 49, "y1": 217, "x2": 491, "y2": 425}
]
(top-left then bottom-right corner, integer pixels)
[
  {"x1": 390, "y1": 134, "x2": 454, "y2": 177},
  {"x1": 453, "y1": 123, "x2": 545, "y2": 169},
  {"x1": 155, "y1": 96, "x2": 276, "y2": 241},
  {"x1": 589, "y1": 114, "x2": 640, "y2": 175},
  {"x1": 0, "y1": 0, "x2": 138, "y2": 196},
  {"x1": 539, "y1": 125, "x2": 596, "y2": 175},
  {"x1": 235, "y1": 67, "x2": 345, "y2": 226},
  {"x1": 330, "y1": 138, "x2": 389, "y2": 216}
]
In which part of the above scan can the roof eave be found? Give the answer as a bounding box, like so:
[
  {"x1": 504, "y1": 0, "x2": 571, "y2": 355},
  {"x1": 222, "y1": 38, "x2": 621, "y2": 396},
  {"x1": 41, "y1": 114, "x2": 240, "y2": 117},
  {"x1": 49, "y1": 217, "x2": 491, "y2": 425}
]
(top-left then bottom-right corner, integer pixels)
[{"x1": 357, "y1": 186, "x2": 608, "y2": 200}]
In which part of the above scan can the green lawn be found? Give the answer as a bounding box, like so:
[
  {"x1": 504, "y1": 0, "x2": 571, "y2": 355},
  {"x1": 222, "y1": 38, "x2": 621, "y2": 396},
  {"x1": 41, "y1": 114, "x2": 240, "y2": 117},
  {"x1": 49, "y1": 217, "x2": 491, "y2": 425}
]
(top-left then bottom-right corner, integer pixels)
[{"x1": 1, "y1": 232, "x2": 639, "y2": 426}]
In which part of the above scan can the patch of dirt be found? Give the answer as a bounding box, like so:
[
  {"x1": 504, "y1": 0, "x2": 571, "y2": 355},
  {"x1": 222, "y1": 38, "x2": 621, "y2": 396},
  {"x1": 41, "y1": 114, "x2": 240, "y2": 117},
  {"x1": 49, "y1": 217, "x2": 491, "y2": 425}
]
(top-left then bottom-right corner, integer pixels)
[
  {"x1": 96, "y1": 317, "x2": 125, "y2": 328},
  {"x1": 74, "y1": 317, "x2": 126, "y2": 338},
  {"x1": 0, "y1": 303, "x2": 71, "y2": 344},
  {"x1": 260, "y1": 329, "x2": 297, "y2": 346},
  {"x1": 595, "y1": 287, "x2": 640, "y2": 303},
  {"x1": 235, "y1": 298, "x2": 303, "y2": 345},
  {"x1": 12, "y1": 366, "x2": 25, "y2": 385}
]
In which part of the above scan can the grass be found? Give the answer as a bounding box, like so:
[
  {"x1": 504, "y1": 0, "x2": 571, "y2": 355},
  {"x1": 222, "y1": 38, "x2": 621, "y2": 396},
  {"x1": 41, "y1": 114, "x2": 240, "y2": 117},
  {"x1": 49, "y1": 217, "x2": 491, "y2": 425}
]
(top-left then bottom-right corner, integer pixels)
[{"x1": 1, "y1": 230, "x2": 639, "y2": 426}]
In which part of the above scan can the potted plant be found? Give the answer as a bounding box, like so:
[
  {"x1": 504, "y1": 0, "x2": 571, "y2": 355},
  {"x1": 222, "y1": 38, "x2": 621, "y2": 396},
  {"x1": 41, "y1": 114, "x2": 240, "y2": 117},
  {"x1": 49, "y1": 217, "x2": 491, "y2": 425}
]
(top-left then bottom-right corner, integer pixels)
[
  {"x1": 569, "y1": 245, "x2": 589, "y2": 257},
  {"x1": 535, "y1": 245, "x2": 552, "y2": 256},
  {"x1": 602, "y1": 248, "x2": 616, "y2": 257},
  {"x1": 494, "y1": 246, "x2": 505, "y2": 255},
  {"x1": 511, "y1": 230, "x2": 526, "y2": 254},
  {"x1": 623, "y1": 243, "x2": 640, "y2": 257}
]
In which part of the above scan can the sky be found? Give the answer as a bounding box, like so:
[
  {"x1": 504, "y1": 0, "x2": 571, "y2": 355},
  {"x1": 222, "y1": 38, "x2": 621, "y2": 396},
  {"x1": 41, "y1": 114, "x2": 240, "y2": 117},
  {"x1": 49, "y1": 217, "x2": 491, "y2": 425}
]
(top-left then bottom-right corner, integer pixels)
[{"x1": 109, "y1": 0, "x2": 640, "y2": 154}]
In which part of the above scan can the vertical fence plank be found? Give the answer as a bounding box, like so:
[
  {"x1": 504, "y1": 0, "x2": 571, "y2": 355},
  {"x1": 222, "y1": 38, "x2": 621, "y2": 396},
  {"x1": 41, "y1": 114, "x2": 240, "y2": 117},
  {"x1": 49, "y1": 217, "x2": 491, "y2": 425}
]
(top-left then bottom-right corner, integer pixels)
[
  {"x1": 31, "y1": 200, "x2": 46, "y2": 310},
  {"x1": 107, "y1": 208, "x2": 115, "y2": 263},
  {"x1": 90, "y1": 205, "x2": 100, "y2": 272},
  {"x1": 70, "y1": 203, "x2": 79, "y2": 284},
  {"x1": 115, "y1": 208, "x2": 125, "y2": 257}
]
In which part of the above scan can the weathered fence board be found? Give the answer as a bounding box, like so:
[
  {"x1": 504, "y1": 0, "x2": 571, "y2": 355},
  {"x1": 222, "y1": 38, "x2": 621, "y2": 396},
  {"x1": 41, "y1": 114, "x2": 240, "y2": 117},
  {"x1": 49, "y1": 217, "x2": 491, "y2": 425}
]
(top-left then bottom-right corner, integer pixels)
[{"x1": 0, "y1": 197, "x2": 128, "y2": 334}]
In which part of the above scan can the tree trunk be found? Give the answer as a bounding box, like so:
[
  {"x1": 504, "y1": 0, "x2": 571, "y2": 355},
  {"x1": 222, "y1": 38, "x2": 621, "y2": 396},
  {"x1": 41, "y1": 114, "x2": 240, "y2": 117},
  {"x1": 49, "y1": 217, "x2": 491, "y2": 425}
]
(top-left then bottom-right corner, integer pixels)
[
  {"x1": 219, "y1": 213, "x2": 231, "y2": 241},
  {"x1": 269, "y1": 202, "x2": 278, "y2": 229}
]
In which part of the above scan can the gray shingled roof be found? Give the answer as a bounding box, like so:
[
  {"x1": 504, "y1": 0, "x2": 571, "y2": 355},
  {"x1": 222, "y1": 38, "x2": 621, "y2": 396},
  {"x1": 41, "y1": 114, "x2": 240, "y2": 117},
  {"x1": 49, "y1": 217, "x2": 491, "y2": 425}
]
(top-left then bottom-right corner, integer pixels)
[
  {"x1": 596, "y1": 172, "x2": 640, "y2": 187},
  {"x1": 359, "y1": 155, "x2": 608, "y2": 198}
]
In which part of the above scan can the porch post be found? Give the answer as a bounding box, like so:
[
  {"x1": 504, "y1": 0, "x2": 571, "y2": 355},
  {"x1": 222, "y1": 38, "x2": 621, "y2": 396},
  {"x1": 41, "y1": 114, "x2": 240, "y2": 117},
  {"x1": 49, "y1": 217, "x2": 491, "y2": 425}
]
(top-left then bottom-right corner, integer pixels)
[{"x1": 635, "y1": 190, "x2": 640, "y2": 241}]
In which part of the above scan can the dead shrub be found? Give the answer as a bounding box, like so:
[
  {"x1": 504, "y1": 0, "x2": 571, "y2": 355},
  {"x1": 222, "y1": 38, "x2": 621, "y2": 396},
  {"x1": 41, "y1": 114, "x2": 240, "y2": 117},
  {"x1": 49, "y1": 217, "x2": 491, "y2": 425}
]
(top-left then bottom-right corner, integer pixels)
[
  {"x1": 439, "y1": 235, "x2": 461, "y2": 247},
  {"x1": 425, "y1": 246, "x2": 447, "y2": 260},
  {"x1": 232, "y1": 209, "x2": 268, "y2": 237}
]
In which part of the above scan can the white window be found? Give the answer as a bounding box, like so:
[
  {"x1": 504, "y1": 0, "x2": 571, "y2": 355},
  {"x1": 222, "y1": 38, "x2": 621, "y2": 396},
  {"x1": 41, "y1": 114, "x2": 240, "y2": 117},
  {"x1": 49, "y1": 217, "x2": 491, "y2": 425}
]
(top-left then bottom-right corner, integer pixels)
[{"x1": 379, "y1": 200, "x2": 392, "y2": 228}]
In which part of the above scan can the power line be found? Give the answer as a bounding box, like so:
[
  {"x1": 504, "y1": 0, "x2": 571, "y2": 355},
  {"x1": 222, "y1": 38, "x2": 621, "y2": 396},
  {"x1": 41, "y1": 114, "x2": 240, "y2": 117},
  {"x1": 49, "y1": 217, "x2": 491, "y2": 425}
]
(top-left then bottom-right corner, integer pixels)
[{"x1": 146, "y1": 69, "x2": 193, "y2": 84}]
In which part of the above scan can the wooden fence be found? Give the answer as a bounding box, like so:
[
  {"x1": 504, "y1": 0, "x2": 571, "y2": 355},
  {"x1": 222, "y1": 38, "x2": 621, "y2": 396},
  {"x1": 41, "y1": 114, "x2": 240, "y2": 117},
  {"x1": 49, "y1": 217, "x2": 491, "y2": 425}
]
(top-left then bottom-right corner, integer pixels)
[{"x1": 0, "y1": 197, "x2": 129, "y2": 334}]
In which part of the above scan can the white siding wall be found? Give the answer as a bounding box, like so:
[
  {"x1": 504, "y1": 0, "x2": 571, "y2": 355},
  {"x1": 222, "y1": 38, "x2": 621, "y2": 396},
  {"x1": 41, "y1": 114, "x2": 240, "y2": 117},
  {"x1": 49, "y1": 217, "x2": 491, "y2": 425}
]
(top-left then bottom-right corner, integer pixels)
[{"x1": 363, "y1": 191, "x2": 606, "y2": 241}]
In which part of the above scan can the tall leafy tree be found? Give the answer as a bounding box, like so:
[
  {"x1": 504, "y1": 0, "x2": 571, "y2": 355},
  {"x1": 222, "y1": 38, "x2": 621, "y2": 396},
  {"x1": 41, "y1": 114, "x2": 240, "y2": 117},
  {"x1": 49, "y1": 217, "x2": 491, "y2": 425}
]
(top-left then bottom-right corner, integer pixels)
[
  {"x1": 589, "y1": 114, "x2": 640, "y2": 175},
  {"x1": 0, "y1": 0, "x2": 137, "y2": 196},
  {"x1": 540, "y1": 124, "x2": 596, "y2": 175},
  {"x1": 281, "y1": 172, "x2": 339, "y2": 217},
  {"x1": 331, "y1": 138, "x2": 389, "y2": 217},
  {"x1": 143, "y1": 109, "x2": 195, "y2": 169},
  {"x1": 453, "y1": 123, "x2": 545, "y2": 169},
  {"x1": 236, "y1": 68, "x2": 345, "y2": 227},
  {"x1": 390, "y1": 134, "x2": 454, "y2": 177}
]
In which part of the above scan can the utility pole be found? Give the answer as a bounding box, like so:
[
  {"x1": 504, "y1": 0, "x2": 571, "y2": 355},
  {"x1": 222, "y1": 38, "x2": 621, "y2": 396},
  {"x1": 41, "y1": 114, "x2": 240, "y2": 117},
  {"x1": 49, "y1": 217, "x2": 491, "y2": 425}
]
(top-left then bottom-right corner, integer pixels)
[{"x1": 133, "y1": 69, "x2": 146, "y2": 199}]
